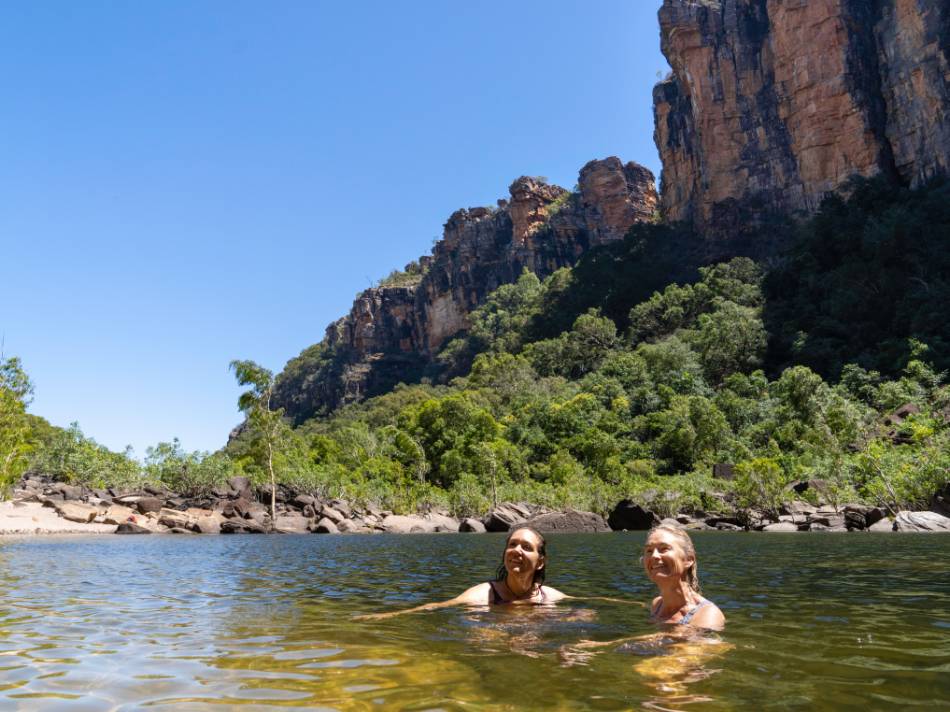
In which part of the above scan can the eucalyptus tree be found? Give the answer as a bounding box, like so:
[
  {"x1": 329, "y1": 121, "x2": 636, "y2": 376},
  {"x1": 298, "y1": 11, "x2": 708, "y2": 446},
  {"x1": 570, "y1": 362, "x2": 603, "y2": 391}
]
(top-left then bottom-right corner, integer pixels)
[
  {"x1": 231, "y1": 359, "x2": 286, "y2": 530},
  {"x1": 0, "y1": 357, "x2": 34, "y2": 495}
]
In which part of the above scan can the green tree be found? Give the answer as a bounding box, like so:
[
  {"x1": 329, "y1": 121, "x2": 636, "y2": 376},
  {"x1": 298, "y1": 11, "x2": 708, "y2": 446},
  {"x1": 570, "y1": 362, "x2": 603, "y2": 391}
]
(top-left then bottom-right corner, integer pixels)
[
  {"x1": 231, "y1": 359, "x2": 286, "y2": 529},
  {"x1": 0, "y1": 357, "x2": 34, "y2": 494}
]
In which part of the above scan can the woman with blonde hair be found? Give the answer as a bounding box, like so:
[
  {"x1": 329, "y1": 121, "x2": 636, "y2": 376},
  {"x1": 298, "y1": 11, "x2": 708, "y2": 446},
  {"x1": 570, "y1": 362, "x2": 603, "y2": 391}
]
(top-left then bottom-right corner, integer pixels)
[{"x1": 643, "y1": 524, "x2": 724, "y2": 629}]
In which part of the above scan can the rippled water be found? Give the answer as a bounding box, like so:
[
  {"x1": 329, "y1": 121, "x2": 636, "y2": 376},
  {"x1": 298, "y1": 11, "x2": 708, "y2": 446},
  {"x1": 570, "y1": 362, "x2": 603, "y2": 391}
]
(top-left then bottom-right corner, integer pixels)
[{"x1": 0, "y1": 532, "x2": 947, "y2": 710}]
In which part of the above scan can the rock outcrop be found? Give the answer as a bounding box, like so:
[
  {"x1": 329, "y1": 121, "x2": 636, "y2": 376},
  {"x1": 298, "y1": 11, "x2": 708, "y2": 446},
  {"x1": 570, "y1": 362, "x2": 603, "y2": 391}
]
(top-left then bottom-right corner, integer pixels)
[
  {"x1": 274, "y1": 158, "x2": 656, "y2": 421},
  {"x1": 653, "y1": 0, "x2": 950, "y2": 229}
]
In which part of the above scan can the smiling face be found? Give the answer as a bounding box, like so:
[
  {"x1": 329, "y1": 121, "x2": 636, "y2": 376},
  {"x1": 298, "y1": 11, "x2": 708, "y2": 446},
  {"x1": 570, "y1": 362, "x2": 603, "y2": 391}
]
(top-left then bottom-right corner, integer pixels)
[
  {"x1": 504, "y1": 528, "x2": 545, "y2": 579},
  {"x1": 643, "y1": 528, "x2": 694, "y2": 585}
]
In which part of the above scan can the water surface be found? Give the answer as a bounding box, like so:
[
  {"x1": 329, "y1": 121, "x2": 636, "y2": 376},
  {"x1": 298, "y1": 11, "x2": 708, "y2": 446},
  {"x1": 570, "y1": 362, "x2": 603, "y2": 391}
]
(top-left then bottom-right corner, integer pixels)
[{"x1": 0, "y1": 532, "x2": 947, "y2": 710}]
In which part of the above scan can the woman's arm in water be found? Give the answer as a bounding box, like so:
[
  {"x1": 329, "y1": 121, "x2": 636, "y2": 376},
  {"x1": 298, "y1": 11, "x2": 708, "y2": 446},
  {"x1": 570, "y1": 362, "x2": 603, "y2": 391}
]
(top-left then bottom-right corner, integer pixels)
[
  {"x1": 355, "y1": 583, "x2": 490, "y2": 620},
  {"x1": 559, "y1": 593, "x2": 647, "y2": 607}
]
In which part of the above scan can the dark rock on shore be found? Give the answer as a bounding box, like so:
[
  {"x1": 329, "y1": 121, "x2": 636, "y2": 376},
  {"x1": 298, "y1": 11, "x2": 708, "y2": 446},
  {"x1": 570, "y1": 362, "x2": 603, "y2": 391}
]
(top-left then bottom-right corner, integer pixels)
[
  {"x1": 484, "y1": 503, "x2": 535, "y2": 532},
  {"x1": 115, "y1": 522, "x2": 151, "y2": 535},
  {"x1": 12, "y1": 472, "x2": 949, "y2": 537},
  {"x1": 607, "y1": 501, "x2": 659, "y2": 531},
  {"x1": 524, "y1": 509, "x2": 610, "y2": 533}
]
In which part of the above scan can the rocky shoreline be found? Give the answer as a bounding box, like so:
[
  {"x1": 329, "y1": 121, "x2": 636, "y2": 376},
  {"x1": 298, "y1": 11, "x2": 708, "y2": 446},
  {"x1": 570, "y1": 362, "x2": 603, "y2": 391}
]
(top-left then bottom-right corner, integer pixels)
[{"x1": 4, "y1": 474, "x2": 949, "y2": 536}]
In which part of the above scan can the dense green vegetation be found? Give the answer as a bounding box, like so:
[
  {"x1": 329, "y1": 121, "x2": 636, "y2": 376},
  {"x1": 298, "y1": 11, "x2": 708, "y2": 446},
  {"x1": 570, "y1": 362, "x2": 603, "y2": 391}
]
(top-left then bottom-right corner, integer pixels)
[{"x1": 4, "y1": 178, "x2": 948, "y2": 519}]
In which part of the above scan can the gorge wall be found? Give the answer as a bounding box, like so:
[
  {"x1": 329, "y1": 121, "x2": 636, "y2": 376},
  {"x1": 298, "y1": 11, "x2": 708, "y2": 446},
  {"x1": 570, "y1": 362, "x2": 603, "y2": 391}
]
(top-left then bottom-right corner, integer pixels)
[
  {"x1": 654, "y1": 0, "x2": 950, "y2": 228},
  {"x1": 273, "y1": 158, "x2": 657, "y2": 423}
]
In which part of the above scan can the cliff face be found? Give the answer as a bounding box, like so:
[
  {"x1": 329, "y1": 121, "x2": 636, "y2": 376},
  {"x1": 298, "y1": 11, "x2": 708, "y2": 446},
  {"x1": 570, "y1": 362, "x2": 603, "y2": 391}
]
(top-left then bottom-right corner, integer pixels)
[
  {"x1": 654, "y1": 0, "x2": 950, "y2": 228},
  {"x1": 274, "y1": 157, "x2": 657, "y2": 422}
]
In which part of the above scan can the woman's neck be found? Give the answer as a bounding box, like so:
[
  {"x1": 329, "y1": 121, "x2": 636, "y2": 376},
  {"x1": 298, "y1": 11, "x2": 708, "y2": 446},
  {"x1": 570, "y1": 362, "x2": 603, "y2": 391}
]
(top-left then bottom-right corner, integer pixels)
[
  {"x1": 656, "y1": 580, "x2": 698, "y2": 617},
  {"x1": 504, "y1": 572, "x2": 536, "y2": 598}
]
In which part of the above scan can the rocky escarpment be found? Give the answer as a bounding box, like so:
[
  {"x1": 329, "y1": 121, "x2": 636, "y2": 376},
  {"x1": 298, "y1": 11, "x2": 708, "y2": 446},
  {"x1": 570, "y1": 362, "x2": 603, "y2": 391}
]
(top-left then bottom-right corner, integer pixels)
[
  {"x1": 654, "y1": 0, "x2": 950, "y2": 229},
  {"x1": 274, "y1": 157, "x2": 657, "y2": 423}
]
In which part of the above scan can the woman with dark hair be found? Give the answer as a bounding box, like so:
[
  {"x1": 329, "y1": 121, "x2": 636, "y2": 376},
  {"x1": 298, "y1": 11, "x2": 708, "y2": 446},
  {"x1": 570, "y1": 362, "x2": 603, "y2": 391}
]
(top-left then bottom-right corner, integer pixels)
[{"x1": 357, "y1": 527, "x2": 566, "y2": 619}]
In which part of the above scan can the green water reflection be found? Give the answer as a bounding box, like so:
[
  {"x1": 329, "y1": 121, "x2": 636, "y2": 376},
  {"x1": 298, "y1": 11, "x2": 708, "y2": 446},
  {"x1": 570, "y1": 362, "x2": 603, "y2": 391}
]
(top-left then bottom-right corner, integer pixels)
[{"x1": 0, "y1": 533, "x2": 946, "y2": 710}]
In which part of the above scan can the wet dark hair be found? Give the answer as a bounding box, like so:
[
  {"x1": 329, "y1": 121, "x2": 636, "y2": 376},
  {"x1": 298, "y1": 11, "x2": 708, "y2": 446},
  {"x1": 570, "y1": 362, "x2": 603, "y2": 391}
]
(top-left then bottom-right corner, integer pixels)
[{"x1": 495, "y1": 526, "x2": 547, "y2": 586}]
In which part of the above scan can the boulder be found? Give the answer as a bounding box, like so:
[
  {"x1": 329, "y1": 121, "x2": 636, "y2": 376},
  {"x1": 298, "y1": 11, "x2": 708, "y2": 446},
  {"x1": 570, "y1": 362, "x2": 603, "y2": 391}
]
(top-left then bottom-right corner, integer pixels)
[
  {"x1": 426, "y1": 513, "x2": 460, "y2": 532},
  {"x1": 136, "y1": 497, "x2": 164, "y2": 514},
  {"x1": 894, "y1": 511, "x2": 950, "y2": 532},
  {"x1": 715, "y1": 522, "x2": 743, "y2": 531},
  {"x1": 292, "y1": 494, "x2": 316, "y2": 509},
  {"x1": 313, "y1": 517, "x2": 339, "y2": 534},
  {"x1": 320, "y1": 506, "x2": 346, "y2": 525},
  {"x1": 525, "y1": 509, "x2": 610, "y2": 533},
  {"x1": 53, "y1": 502, "x2": 98, "y2": 523},
  {"x1": 865, "y1": 507, "x2": 887, "y2": 526},
  {"x1": 684, "y1": 521, "x2": 713, "y2": 531},
  {"x1": 158, "y1": 509, "x2": 195, "y2": 530},
  {"x1": 99, "y1": 504, "x2": 136, "y2": 525},
  {"x1": 762, "y1": 521, "x2": 799, "y2": 532},
  {"x1": 460, "y1": 518, "x2": 487, "y2": 533},
  {"x1": 56, "y1": 484, "x2": 85, "y2": 501},
  {"x1": 220, "y1": 498, "x2": 254, "y2": 519},
  {"x1": 484, "y1": 503, "x2": 532, "y2": 532},
  {"x1": 380, "y1": 514, "x2": 432, "y2": 534},
  {"x1": 220, "y1": 518, "x2": 267, "y2": 534},
  {"x1": 607, "y1": 501, "x2": 660, "y2": 531},
  {"x1": 869, "y1": 517, "x2": 896, "y2": 532},
  {"x1": 705, "y1": 516, "x2": 742, "y2": 528},
  {"x1": 780, "y1": 500, "x2": 815, "y2": 516},
  {"x1": 844, "y1": 510, "x2": 867, "y2": 531},
  {"x1": 115, "y1": 522, "x2": 151, "y2": 534},
  {"x1": 808, "y1": 514, "x2": 845, "y2": 529},
  {"x1": 330, "y1": 499, "x2": 352, "y2": 519},
  {"x1": 194, "y1": 513, "x2": 225, "y2": 534},
  {"x1": 336, "y1": 519, "x2": 364, "y2": 533},
  {"x1": 274, "y1": 514, "x2": 311, "y2": 534},
  {"x1": 228, "y1": 476, "x2": 252, "y2": 498}
]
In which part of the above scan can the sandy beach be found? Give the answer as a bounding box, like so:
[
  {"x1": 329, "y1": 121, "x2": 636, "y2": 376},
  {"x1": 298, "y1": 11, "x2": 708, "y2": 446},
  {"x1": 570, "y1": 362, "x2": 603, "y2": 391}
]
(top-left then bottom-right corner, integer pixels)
[{"x1": 0, "y1": 501, "x2": 117, "y2": 536}]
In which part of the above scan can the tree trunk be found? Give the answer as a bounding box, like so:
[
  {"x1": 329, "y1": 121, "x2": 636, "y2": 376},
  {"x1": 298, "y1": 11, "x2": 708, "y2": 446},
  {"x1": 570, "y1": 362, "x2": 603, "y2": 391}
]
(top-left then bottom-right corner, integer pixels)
[{"x1": 267, "y1": 439, "x2": 276, "y2": 532}]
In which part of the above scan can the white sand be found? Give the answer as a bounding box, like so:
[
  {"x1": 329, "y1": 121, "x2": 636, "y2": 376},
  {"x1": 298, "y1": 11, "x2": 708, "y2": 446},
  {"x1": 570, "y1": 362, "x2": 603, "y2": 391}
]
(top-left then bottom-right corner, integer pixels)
[{"x1": 0, "y1": 501, "x2": 117, "y2": 535}]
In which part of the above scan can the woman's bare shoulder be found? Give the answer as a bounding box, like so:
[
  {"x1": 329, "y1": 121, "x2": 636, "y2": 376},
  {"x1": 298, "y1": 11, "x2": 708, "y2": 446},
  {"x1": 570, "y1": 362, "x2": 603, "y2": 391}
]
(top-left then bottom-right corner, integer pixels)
[
  {"x1": 453, "y1": 582, "x2": 492, "y2": 605},
  {"x1": 691, "y1": 600, "x2": 726, "y2": 630},
  {"x1": 540, "y1": 585, "x2": 569, "y2": 602}
]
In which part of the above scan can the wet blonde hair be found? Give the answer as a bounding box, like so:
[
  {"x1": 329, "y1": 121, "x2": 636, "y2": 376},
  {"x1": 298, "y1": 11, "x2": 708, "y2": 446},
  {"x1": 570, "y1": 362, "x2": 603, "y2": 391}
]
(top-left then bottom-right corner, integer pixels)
[{"x1": 645, "y1": 524, "x2": 701, "y2": 594}]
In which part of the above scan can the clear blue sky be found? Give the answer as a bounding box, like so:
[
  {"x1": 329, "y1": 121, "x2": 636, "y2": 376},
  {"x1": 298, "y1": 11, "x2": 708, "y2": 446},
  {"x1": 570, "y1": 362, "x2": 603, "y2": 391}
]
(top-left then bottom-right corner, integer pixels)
[{"x1": 1, "y1": 1, "x2": 668, "y2": 456}]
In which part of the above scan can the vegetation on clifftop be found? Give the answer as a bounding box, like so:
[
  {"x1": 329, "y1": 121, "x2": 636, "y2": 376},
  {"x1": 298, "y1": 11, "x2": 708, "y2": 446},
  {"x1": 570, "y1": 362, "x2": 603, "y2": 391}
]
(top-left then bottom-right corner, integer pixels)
[{"x1": 5, "y1": 179, "x2": 949, "y2": 518}]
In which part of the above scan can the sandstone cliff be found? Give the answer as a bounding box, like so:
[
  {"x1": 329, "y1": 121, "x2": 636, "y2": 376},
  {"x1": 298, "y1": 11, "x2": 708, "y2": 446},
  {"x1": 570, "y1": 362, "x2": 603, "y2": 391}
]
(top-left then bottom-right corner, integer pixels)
[
  {"x1": 654, "y1": 0, "x2": 950, "y2": 228},
  {"x1": 274, "y1": 157, "x2": 657, "y2": 422}
]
